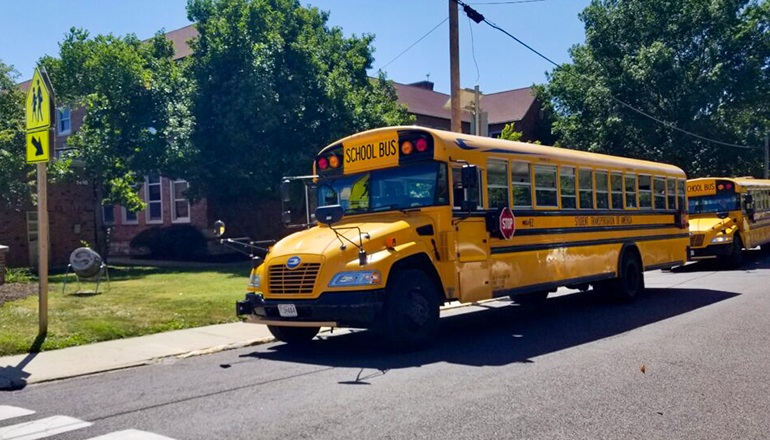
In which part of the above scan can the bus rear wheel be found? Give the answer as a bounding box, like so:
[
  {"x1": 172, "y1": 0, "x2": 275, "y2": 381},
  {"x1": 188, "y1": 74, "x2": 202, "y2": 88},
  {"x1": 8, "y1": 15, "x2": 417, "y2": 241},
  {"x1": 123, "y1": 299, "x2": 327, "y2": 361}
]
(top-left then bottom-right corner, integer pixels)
[
  {"x1": 379, "y1": 269, "x2": 440, "y2": 351},
  {"x1": 609, "y1": 250, "x2": 644, "y2": 303},
  {"x1": 268, "y1": 325, "x2": 320, "y2": 344}
]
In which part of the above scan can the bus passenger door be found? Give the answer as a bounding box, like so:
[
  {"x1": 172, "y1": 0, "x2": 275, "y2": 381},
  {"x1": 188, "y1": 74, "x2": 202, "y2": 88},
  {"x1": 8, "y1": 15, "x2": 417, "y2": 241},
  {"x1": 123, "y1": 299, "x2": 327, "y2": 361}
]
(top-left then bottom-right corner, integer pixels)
[{"x1": 452, "y1": 166, "x2": 492, "y2": 303}]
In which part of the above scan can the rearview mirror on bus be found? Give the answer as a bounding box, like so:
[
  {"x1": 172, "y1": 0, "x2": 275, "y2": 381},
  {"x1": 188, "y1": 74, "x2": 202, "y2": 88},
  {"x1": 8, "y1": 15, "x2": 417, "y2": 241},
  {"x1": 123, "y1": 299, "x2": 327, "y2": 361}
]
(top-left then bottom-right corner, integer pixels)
[
  {"x1": 461, "y1": 164, "x2": 479, "y2": 211},
  {"x1": 315, "y1": 205, "x2": 344, "y2": 225},
  {"x1": 280, "y1": 179, "x2": 291, "y2": 203},
  {"x1": 214, "y1": 220, "x2": 226, "y2": 238}
]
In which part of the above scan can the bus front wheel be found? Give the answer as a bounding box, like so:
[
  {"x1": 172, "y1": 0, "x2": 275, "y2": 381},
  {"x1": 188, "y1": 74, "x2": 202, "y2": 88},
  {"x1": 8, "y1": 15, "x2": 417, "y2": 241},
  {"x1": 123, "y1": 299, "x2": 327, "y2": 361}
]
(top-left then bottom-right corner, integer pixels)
[
  {"x1": 379, "y1": 269, "x2": 440, "y2": 351},
  {"x1": 268, "y1": 325, "x2": 320, "y2": 344},
  {"x1": 720, "y1": 234, "x2": 743, "y2": 269}
]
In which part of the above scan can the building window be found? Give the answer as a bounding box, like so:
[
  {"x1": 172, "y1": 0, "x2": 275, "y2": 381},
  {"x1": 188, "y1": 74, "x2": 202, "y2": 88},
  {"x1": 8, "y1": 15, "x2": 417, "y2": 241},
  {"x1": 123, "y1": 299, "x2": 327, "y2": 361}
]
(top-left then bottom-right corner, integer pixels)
[
  {"x1": 102, "y1": 204, "x2": 115, "y2": 225},
  {"x1": 171, "y1": 179, "x2": 191, "y2": 222},
  {"x1": 667, "y1": 178, "x2": 676, "y2": 210},
  {"x1": 595, "y1": 171, "x2": 609, "y2": 209},
  {"x1": 123, "y1": 207, "x2": 138, "y2": 224},
  {"x1": 487, "y1": 159, "x2": 509, "y2": 209},
  {"x1": 578, "y1": 169, "x2": 594, "y2": 209},
  {"x1": 58, "y1": 107, "x2": 71, "y2": 135},
  {"x1": 145, "y1": 175, "x2": 163, "y2": 223},
  {"x1": 511, "y1": 162, "x2": 532, "y2": 208},
  {"x1": 560, "y1": 166, "x2": 576, "y2": 209},
  {"x1": 534, "y1": 165, "x2": 558, "y2": 208},
  {"x1": 625, "y1": 174, "x2": 638, "y2": 209},
  {"x1": 638, "y1": 175, "x2": 652, "y2": 208},
  {"x1": 611, "y1": 172, "x2": 624, "y2": 210},
  {"x1": 654, "y1": 177, "x2": 667, "y2": 209}
]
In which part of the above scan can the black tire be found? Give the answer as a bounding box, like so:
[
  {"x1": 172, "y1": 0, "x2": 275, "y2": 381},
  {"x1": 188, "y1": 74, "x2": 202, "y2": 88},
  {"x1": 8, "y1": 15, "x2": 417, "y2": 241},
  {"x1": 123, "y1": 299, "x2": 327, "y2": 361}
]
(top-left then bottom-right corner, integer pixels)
[
  {"x1": 609, "y1": 249, "x2": 644, "y2": 303},
  {"x1": 268, "y1": 325, "x2": 319, "y2": 344},
  {"x1": 719, "y1": 234, "x2": 743, "y2": 269},
  {"x1": 379, "y1": 269, "x2": 441, "y2": 351},
  {"x1": 510, "y1": 290, "x2": 549, "y2": 304}
]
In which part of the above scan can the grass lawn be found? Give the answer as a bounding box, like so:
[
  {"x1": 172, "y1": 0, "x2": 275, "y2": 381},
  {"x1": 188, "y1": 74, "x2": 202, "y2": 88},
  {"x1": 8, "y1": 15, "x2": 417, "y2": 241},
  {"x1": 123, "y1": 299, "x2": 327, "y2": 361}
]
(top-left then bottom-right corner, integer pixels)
[{"x1": 0, "y1": 264, "x2": 251, "y2": 357}]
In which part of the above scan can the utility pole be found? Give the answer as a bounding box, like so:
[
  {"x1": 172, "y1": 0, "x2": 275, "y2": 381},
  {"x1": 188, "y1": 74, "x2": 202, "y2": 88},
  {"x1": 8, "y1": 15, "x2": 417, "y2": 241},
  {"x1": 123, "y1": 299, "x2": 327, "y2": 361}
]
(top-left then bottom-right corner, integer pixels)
[
  {"x1": 449, "y1": 0, "x2": 461, "y2": 133},
  {"x1": 765, "y1": 133, "x2": 770, "y2": 179},
  {"x1": 474, "y1": 85, "x2": 481, "y2": 135}
]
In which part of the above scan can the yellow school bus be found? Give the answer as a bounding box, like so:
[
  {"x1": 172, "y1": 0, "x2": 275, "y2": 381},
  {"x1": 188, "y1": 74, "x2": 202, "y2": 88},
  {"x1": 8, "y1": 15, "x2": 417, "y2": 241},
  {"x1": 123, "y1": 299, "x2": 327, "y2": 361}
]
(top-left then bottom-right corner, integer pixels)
[
  {"x1": 230, "y1": 126, "x2": 689, "y2": 349},
  {"x1": 687, "y1": 177, "x2": 770, "y2": 266}
]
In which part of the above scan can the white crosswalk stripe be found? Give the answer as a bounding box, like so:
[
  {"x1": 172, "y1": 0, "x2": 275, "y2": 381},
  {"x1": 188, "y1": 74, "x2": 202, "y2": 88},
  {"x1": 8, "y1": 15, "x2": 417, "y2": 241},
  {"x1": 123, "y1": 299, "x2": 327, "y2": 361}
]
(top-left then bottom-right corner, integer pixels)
[
  {"x1": 0, "y1": 407, "x2": 35, "y2": 423},
  {"x1": 85, "y1": 429, "x2": 176, "y2": 439},
  {"x1": 0, "y1": 415, "x2": 92, "y2": 440}
]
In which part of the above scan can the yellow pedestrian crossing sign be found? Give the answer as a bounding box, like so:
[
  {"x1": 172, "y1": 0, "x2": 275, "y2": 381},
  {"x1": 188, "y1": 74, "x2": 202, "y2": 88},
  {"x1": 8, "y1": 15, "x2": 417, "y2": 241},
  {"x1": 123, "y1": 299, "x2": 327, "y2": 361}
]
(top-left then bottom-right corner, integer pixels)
[
  {"x1": 26, "y1": 67, "x2": 54, "y2": 132},
  {"x1": 26, "y1": 130, "x2": 50, "y2": 164}
]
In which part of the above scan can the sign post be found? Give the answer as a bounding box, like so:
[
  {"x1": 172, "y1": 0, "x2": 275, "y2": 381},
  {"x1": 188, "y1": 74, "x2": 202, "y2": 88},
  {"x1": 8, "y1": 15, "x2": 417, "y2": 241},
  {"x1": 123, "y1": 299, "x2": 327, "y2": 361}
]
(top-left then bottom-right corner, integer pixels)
[{"x1": 25, "y1": 66, "x2": 55, "y2": 335}]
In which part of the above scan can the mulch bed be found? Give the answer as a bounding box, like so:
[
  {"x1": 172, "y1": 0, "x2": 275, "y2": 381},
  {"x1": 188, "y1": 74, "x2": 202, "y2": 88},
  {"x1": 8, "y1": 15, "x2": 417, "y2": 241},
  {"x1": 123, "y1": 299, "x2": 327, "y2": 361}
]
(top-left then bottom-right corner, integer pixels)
[{"x1": 0, "y1": 283, "x2": 37, "y2": 307}]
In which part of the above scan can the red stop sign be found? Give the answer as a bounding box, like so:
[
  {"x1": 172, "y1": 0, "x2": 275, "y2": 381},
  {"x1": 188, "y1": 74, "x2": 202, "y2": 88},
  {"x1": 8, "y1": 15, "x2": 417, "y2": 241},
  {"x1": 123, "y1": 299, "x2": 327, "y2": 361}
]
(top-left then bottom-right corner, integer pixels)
[{"x1": 499, "y1": 207, "x2": 515, "y2": 239}]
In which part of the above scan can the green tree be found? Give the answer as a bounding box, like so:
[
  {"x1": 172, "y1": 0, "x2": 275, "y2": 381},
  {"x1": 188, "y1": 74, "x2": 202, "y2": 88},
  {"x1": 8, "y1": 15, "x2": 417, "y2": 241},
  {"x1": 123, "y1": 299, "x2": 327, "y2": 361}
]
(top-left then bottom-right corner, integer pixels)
[
  {"x1": 0, "y1": 61, "x2": 29, "y2": 209},
  {"x1": 41, "y1": 29, "x2": 191, "y2": 210},
  {"x1": 542, "y1": 0, "x2": 770, "y2": 177},
  {"x1": 182, "y1": 0, "x2": 412, "y2": 202}
]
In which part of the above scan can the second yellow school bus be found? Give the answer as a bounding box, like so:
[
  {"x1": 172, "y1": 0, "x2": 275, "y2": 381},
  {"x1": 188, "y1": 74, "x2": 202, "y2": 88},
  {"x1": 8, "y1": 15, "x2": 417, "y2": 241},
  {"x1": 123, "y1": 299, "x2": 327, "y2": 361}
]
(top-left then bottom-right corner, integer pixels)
[
  {"x1": 687, "y1": 177, "x2": 770, "y2": 266},
  {"x1": 232, "y1": 126, "x2": 690, "y2": 349}
]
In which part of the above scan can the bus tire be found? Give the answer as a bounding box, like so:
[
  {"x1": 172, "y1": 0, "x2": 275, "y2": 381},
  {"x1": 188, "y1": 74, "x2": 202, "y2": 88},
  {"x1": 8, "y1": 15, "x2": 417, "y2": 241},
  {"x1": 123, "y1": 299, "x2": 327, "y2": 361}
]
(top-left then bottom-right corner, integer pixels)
[
  {"x1": 611, "y1": 249, "x2": 644, "y2": 303},
  {"x1": 268, "y1": 325, "x2": 319, "y2": 344},
  {"x1": 380, "y1": 269, "x2": 440, "y2": 351},
  {"x1": 723, "y1": 234, "x2": 744, "y2": 268},
  {"x1": 510, "y1": 290, "x2": 549, "y2": 304}
]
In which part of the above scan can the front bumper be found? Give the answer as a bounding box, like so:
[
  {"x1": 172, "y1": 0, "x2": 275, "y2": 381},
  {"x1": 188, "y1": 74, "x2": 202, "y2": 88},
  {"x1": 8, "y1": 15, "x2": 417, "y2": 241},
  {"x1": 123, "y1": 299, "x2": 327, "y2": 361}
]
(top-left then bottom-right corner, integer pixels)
[
  {"x1": 236, "y1": 290, "x2": 386, "y2": 328},
  {"x1": 690, "y1": 243, "x2": 732, "y2": 259}
]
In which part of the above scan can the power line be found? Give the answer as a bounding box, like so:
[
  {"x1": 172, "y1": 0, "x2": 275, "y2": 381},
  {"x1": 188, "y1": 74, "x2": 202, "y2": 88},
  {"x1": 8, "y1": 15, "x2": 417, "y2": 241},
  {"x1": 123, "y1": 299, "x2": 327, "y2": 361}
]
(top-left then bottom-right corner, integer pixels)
[
  {"x1": 378, "y1": 17, "x2": 449, "y2": 71},
  {"x1": 467, "y1": 15, "x2": 480, "y2": 84},
  {"x1": 454, "y1": 0, "x2": 759, "y2": 150}
]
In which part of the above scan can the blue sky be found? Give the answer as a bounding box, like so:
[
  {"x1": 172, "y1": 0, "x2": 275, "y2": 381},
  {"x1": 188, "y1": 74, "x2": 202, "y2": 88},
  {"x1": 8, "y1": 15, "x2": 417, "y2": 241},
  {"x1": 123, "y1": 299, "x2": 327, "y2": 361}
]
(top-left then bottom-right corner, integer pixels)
[{"x1": 1, "y1": 0, "x2": 591, "y2": 94}]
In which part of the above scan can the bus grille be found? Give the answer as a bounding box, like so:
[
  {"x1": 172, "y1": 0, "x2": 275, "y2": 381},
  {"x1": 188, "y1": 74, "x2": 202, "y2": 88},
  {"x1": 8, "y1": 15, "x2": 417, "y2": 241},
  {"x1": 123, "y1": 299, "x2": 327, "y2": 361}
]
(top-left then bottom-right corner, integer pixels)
[
  {"x1": 690, "y1": 234, "x2": 705, "y2": 247},
  {"x1": 268, "y1": 263, "x2": 321, "y2": 294}
]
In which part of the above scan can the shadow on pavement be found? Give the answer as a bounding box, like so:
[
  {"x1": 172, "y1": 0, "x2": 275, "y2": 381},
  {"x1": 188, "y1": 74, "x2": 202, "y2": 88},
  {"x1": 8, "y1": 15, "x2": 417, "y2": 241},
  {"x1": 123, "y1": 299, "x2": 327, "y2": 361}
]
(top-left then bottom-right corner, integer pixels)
[
  {"x1": 0, "y1": 333, "x2": 46, "y2": 391},
  {"x1": 673, "y1": 249, "x2": 770, "y2": 272},
  {"x1": 240, "y1": 287, "x2": 738, "y2": 374}
]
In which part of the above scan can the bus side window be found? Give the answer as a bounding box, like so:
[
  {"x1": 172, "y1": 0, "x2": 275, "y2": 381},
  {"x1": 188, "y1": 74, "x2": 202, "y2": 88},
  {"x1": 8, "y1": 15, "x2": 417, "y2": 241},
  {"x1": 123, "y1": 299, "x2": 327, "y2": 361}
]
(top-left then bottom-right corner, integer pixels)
[
  {"x1": 452, "y1": 166, "x2": 482, "y2": 210},
  {"x1": 560, "y1": 166, "x2": 577, "y2": 209},
  {"x1": 625, "y1": 173, "x2": 638, "y2": 209},
  {"x1": 610, "y1": 172, "x2": 623, "y2": 209},
  {"x1": 666, "y1": 178, "x2": 676, "y2": 210},
  {"x1": 654, "y1": 177, "x2": 666, "y2": 209},
  {"x1": 487, "y1": 159, "x2": 509, "y2": 209},
  {"x1": 596, "y1": 171, "x2": 609, "y2": 209},
  {"x1": 534, "y1": 165, "x2": 558, "y2": 208},
  {"x1": 511, "y1": 162, "x2": 533, "y2": 208},
  {"x1": 677, "y1": 179, "x2": 686, "y2": 210},
  {"x1": 578, "y1": 168, "x2": 594, "y2": 209},
  {"x1": 638, "y1": 175, "x2": 652, "y2": 208}
]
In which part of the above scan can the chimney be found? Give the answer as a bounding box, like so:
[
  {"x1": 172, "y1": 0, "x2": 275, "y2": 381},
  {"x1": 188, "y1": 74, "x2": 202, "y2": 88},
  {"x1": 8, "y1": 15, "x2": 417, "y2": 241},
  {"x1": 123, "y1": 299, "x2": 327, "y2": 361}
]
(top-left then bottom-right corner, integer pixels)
[{"x1": 408, "y1": 81, "x2": 434, "y2": 91}]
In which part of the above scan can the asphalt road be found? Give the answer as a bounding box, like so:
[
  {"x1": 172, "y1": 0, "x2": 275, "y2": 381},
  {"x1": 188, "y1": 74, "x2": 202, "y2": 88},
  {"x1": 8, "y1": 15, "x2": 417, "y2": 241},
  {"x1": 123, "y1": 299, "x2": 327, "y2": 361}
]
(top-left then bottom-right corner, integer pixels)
[{"x1": 3, "y1": 251, "x2": 770, "y2": 440}]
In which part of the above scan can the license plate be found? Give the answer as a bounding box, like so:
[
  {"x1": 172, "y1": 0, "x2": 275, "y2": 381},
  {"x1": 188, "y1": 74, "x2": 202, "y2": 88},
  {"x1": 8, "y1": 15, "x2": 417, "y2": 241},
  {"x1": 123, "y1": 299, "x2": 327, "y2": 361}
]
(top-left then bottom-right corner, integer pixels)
[{"x1": 277, "y1": 304, "x2": 298, "y2": 318}]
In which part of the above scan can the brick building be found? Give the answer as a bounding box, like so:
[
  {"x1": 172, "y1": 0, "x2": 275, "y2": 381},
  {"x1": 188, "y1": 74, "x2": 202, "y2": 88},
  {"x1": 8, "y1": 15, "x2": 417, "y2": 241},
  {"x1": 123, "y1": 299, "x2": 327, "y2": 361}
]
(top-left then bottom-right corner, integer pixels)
[{"x1": 2, "y1": 24, "x2": 545, "y2": 266}]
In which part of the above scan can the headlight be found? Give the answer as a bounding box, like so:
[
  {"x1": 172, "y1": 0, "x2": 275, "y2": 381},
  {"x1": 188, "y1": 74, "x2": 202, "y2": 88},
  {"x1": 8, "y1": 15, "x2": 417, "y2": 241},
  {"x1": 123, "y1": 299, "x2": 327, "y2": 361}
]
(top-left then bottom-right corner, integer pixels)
[
  {"x1": 329, "y1": 271, "x2": 382, "y2": 287},
  {"x1": 248, "y1": 272, "x2": 261, "y2": 288},
  {"x1": 710, "y1": 236, "x2": 732, "y2": 244}
]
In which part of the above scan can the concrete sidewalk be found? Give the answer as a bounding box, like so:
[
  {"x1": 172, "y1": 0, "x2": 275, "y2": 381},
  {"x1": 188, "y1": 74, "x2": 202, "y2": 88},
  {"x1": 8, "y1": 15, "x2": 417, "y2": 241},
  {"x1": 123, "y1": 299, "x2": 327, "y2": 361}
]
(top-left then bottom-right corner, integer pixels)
[{"x1": 0, "y1": 322, "x2": 275, "y2": 390}]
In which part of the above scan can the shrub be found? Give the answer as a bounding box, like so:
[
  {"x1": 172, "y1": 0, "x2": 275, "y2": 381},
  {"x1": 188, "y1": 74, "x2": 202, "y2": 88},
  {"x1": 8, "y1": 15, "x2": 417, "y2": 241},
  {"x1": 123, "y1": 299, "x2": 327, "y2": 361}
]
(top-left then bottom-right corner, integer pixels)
[
  {"x1": 5, "y1": 267, "x2": 35, "y2": 283},
  {"x1": 130, "y1": 225, "x2": 207, "y2": 260}
]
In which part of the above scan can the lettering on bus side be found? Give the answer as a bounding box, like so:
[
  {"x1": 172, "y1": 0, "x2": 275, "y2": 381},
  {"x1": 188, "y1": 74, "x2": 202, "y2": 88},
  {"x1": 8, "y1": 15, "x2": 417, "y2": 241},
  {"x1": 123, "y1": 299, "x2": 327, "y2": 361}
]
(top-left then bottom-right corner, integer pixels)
[{"x1": 575, "y1": 216, "x2": 634, "y2": 227}]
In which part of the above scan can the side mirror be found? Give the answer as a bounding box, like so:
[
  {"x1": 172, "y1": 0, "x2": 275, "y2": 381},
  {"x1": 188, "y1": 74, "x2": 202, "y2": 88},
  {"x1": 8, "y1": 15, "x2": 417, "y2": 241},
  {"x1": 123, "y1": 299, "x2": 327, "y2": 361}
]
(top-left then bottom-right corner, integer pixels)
[
  {"x1": 281, "y1": 210, "x2": 292, "y2": 226},
  {"x1": 214, "y1": 220, "x2": 226, "y2": 238},
  {"x1": 315, "y1": 205, "x2": 344, "y2": 225},
  {"x1": 280, "y1": 179, "x2": 291, "y2": 203},
  {"x1": 717, "y1": 212, "x2": 729, "y2": 219},
  {"x1": 461, "y1": 164, "x2": 479, "y2": 211}
]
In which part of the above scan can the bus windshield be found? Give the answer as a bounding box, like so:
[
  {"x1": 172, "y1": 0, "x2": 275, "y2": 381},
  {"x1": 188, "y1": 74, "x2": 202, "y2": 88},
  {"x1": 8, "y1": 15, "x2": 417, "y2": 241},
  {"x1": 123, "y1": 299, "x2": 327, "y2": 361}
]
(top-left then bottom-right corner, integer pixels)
[
  {"x1": 317, "y1": 161, "x2": 448, "y2": 214},
  {"x1": 688, "y1": 193, "x2": 741, "y2": 214}
]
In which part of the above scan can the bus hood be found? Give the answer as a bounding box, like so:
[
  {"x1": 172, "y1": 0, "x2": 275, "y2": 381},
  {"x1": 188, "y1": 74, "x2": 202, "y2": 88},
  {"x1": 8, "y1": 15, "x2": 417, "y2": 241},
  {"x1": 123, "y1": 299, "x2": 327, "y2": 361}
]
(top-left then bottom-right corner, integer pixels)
[
  {"x1": 268, "y1": 213, "x2": 434, "y2": 263},
  {"x1": 689, "y1": 217, "x2": 734, "y2": 234}
]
